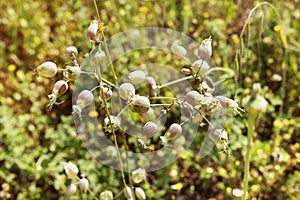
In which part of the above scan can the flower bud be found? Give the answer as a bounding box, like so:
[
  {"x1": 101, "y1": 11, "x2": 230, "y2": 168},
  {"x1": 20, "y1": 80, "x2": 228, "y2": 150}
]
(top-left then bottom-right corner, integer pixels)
[
  {"x1": 100, "y1": 190, "x2": 113, "y2": 200},
  {"x1": 52, "y1": 80, "x2": 68, "y2": 97},
  {"x1": 63, "y1": 162, "x2": 79, "y2": 178},
  {"x1": 132, "y1": 168, "x2": 147, "y2": 184},
  {"x1": 192, "y1": 59, "x2": 210, "y2": 75},
  {"x1": 76, "y1": 90, "x2": 94, "y2": 109},
  {"x1": 129, "y1": 95, "x2": 150, "y2": 113},
  {"x1": 181, "y1": 68, "x2": 191, "y2": 75},
  {"x1": 36, "y1": 61, "x2": 57, "y2": 78},
  {"x1": 79, "y1": 177, "x2": 89, "y2": 193},
  {"x1": 86, "y1": 20, "x2": 101, "y2": 43},
  {"x1": 65, "y1": 46, "x2": 78, "y2": 59},
  {"x1": 198, "y1": 37, "x2": 212, "y2": 60},
  {"x1": 135, "y1": 187, "x2": 146, "y2": 200},
  {"x1": 142, "y1": 121, "x2": 159, "y2": 138},
  {"x1": 104, "y1": 115, "x2": 121, "y2": 133},
  {"x1": 124, "y1": 186, "x2": 134, "y2": 200},
  {"x1": 186, "y1": 90, "x2": 202, "y2": 106},
  {"x1": 66, "y1": 184, "x2": 77, "y2": 197},
  {"x1": 128, "y1": 70, "x2": 146, "y2": 85},
  {"x1": 242, "y1": 83, "x2": 268, "y2": 113},
  {"x1": 119, "y1": 83, "x2": 135, "y2": 100},
  {"x1": 164, "y1": 123, "x2": 182, "y2": 141}
]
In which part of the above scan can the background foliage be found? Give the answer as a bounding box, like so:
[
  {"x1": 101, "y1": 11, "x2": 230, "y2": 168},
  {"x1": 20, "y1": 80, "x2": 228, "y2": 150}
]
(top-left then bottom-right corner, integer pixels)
[{"x1": 0, "y1": 0, "x2": 299, "y2": 199}]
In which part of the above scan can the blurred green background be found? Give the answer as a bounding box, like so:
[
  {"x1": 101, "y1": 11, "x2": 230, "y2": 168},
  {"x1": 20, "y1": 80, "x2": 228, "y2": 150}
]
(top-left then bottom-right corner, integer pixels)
[{"x1": 0, "y1": 0, "x2": 299, "y2": 199}]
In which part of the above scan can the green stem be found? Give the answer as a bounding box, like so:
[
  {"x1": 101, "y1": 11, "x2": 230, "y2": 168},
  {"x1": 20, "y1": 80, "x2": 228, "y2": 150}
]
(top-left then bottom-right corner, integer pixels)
[{"x1": 242, "y1": 112, "x2": 256, "y2": 200}]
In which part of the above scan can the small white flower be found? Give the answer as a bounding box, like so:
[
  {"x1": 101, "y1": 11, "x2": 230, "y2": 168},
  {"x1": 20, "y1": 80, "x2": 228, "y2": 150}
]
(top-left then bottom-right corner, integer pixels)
[
  {"x1": 36, "y1": 61, "x2": 57, "y2": 78},
  {"x1": 232, "y1": 188, "x2": 243, "y2": 197},
  {"x1": 86, "y1": 20, "x2": 101, "y2": 43},
  {"x1": 79, "y1": 177, "x2": 89, "y2": 193},
  {"x1": 63, "y1": 162, "x2": 79, "y2": 178},
  {"x1": 135, "y1": 187, "x2": 146, "y2": 200},
  {"x1": 132, "y1": 168, "x2": 147, "y2": 184},
  {"x1": 66, "y1": 184, "x2": 77, "y2": 197}
]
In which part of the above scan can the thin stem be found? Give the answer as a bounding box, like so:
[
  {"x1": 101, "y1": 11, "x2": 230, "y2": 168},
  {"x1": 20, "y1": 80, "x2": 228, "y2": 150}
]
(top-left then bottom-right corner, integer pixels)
[
  {"x1": 93, "y1": 0, "x2": 101, "y2": 21},
  {"x1": 102, "y1": 33, "x2": 118, "y2": 81},
  {"x1": 150, "y1": 96, "x2": 177, "y2": 100},
  {"x1": 157, "y1": 75, "x2": 194, "y2": 89},
  {"x1": 205, "y1": 67, "x2": 234, "y2": 76},
  {"x1": 242, "y1": 112, "x2": 256, "y2": 200},
  {"x1": 150, "y1": 103, "x2": 172, "y2": 107}
]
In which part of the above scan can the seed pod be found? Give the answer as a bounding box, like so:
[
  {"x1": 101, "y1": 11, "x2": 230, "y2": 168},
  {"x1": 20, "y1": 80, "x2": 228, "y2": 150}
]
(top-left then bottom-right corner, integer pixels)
[
  {"x1": 215, "y1": 96, "x2": 236, "y2": 108},
  {"x1": 172, "y1": 44, "x2": 187, "y2": 56},
  {"x1": 124, "y1": 186, "x2": 133, "y2": 200},
  {"x1": 104, "y1": 115, "x2": 121, "y2": 133},
  {"x1": 119, "y1": 83, "x2": 135, "y2": 100},
  {"x1": 132, "y1": 168, "x2": 147, "y2": 184},
  {"x1": 36, "y1": 61, "x2": 57, "y2": 78},
  {"x1": 100, "y1": 190, "x2": 113, "y2": 200},
  {"x1": 180, "y1": 102, "x2": 194, "y2": 118},
  {"x1": 100, "y1": 86, "x2": 113, "y2": 101},
  {"x1": 69, "y1": 66, "x2": 81, "y2": 75},
  {"x1": 86, "y1": 20, "x2": 101, "y2": 43},
  {"x1": 52, "y1": 80, "x2": 68, "y2": 97},
  {"x1": 65, "y1": 46, "x2": 78, "y2": 59},
  {"x1": 76, "y1": 90, "x2": 94, "y2": 109},
  {"x1": 142, "y1": 121, "x2": 159, "y2": 137},
  {"x1": 135, "y1": 187, "x2": 146, "y2": 200},
  {"x1": 198, "y1": 37, "x2": 212, "y2": 60},
  {"x1": 129, "y1": 95, "x2": 150, "y2": 114},
  {"x1": 79, "y1": 177, "x2": 89, "y2": 193},
  {"x1": 66, "y1": 184, "x2": 77, "y2": 197},
  {"x1": 145, "y1": 76, "x2": 156, "y2": 89},
  {"x1": 63, "y1": 162, "x2": 79, "y2": 178},
  {"x1": 201, "y1": 76, "x2": 215, "y2": 93},
  {"x1": 192, "y1": 59, "x2": 210, "y2": 75},
  {"x1": 128, "y1": 70, "x2": 146, "y2": 85},
  {"x1": 186, "y1": 90, "x2": 202, "y2": 106},
  {"x1": 164, "y1": 123, "x2": 182, "y2": 141}
]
